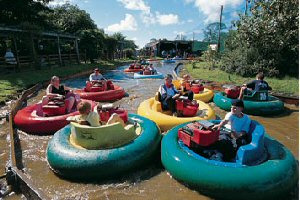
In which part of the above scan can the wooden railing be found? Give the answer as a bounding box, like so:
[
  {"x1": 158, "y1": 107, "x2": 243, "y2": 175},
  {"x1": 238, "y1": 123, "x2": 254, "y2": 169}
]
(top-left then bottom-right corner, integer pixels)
[{"x1": 6, "y1": 84, "x2": 49, "y2": 199}]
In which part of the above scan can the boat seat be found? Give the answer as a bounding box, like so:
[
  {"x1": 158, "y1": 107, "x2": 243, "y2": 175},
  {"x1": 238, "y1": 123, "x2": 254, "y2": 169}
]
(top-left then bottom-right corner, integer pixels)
[
  {"x1": 236, "y1": 121, "x2": 265, "y2": 165},
  {"x1": 243, "y1": 90, "x2": 269, "y2": 101},
  {"x1": 154, "y1": 92, "x2": 162, "y2": 112}
]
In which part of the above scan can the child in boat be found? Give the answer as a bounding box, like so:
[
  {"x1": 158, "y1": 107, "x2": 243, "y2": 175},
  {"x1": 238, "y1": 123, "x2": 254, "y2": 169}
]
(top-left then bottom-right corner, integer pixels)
[
  {"x1": 181, "y1": 74, "x2": 194, "y2": 98},
  {"x1": 43, "y1": 76, "x2": 78, "y2": 113},
  {"x1": 96, "y1": 104, "x2": 125, "y2": 127},
  {"x1": 67, "y1": 102, "x2": 126, "y2": 127},
  {"x1": 238, "y1": 72, "x2": 272, "y2": 99},
  {"x1": 212, "y1": 99, "x2": 252, "y2": 161}
]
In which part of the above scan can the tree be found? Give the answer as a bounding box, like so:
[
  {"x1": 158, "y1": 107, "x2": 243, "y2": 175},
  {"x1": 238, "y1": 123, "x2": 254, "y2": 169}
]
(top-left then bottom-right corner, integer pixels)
[
  {"x1": 203, "y1": 22, "x2": 227, "y2": 43},
  {"x1": 45, "y1": 3, "x2": 97, "y2": 34},
  {"x1": 78, "y1": 29, "x2": 105, "y2": 63},
  {"x1": 222, "y1": 0, "x2": 299, "y2": 77},
  {"x1": 0, "y1": 0, "x2": 51, "y2": 27}
]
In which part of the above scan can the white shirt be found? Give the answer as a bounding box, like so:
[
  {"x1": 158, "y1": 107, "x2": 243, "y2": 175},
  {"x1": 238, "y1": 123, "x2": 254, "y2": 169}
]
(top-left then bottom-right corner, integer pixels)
[
  {"x1": 224, "y1": 112, "x2": 251, "y2": 136},
  {"x1": 89, "y1": 73, "x2": 104, "y2": 81}
]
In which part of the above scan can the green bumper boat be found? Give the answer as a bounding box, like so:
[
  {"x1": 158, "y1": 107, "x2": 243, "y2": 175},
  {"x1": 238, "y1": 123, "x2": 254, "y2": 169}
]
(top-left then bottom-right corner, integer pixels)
[
  {"x1": 161, "y1": 120, "x2": 298, "y2": 200},
  {"x1": 47, "y1": 113, "x2": 161, "y2": 180},
  {"x1": 213, "y1": 91, "x2": 284, "y2": 115}
]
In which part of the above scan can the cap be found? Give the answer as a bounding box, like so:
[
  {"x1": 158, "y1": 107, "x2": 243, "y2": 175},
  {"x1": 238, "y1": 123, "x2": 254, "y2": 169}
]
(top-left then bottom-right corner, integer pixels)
[
  {"x1": 231, "y1": 99, "x2": 244, "y2": 108},
  {"x1": 94, "y1": 68, "x2": 99, "y2": 71}
]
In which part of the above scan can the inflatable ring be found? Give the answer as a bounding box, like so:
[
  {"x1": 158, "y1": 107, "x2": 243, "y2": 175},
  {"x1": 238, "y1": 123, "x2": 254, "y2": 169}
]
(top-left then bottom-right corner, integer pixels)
[
  {"x1": 213, "y1": 92, "x2": 284, "y2": 115},
  {"x1": 74, "y1": 85, "x2": 125, "y2": 102},
  {"x1": 47, "y1": 113, "x2": 161, "y2": 180},
  {"x1": 137, "y1": 98, "x2": 215, "y2": 132},
  {"x1": 14, "y1": 100, "x2": 95, "y2": 135},
  {"x1": 161, "y1": 121, "x2": 298, "y2": 200}
]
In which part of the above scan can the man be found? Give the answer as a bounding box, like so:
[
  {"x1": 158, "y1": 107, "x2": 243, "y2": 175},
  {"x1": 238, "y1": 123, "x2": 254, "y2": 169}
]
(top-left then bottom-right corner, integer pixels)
[{"x1": 89, "y1": 68, "x2": 105, "y2": 81}]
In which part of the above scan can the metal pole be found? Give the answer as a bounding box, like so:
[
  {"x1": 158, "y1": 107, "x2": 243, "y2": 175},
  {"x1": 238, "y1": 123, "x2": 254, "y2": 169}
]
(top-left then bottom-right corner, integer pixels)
[
  {"x1": 75, "y1": 39, "x2": 80, "y2": 64},
  {"x1": 57, "y1": 36, "x2": 62, "y2": 66},
  {"x1": 217, "y1": 5, "x2": 223, "y2": 52},
  {"x1": 245, "y1": 0, "x2": 249, "y2": 15}
]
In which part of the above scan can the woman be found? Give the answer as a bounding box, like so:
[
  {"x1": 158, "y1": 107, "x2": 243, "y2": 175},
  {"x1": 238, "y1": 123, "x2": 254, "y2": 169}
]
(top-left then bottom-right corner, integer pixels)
[{"x1": 43, "y1": 76, "x2": 77, "y2": 113}]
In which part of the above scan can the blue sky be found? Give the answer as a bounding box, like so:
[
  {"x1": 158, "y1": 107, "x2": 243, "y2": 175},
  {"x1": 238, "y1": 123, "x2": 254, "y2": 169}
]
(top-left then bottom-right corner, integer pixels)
[{"x1": 49, "y1": 0, "x2": 246, "y2": 48}]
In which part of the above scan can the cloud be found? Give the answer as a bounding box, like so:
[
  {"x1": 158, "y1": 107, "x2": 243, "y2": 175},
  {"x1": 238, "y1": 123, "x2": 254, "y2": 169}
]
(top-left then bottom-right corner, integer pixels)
[
  {"x1": 185, "y1": 0, "x2": 243, "y2": 23},
  {"x1": 141, "y1": 12, "x2": 179, "y2": 26},
  {"x1": 156, "y1": 13, "x2": 179, "y2": 25},
  {"x1": 105, "y1": 14, "x2": 138, "y2": 32},
  {"x1": 117, "y1": 0, "x2": 150, "y2": 13},
  {"x1": 48, "y1": 0, "x2": 72, "y2": 6}
]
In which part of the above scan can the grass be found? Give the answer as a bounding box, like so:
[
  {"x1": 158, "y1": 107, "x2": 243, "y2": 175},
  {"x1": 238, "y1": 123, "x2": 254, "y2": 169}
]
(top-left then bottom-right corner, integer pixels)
[
  {"x1": 0, "y1": 60, "x2": 132, "y2": 104},
  {"x1": 184, "y1": 61, "x2": 299, "y2": 96}
]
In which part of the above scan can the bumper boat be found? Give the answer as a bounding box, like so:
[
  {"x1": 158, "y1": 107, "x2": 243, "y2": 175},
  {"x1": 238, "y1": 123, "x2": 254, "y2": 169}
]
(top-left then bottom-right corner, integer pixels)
[
  {"x1": 137, "y1": 94, "x2": 215, "y2": 132},
  {"x1": 133, "y1": 71, "x2": 164, "y2": 79},
  {"x1": 162, "y1": 59, "x2": 175, "y2": 64},
  {"x1": 47, "y1": 113, "x2": 161, "y2": 180},
  {"x1": 124, "y1": 64, "x2": 144, "y2": 73},
  {"x1": 172, "y1": 80, "x2": 214, "y2": 103},
  {"x1": 74, "y1": 80, "x2": 125, "y2": 102},
  {"x1": 14, "y1": 99, "x2": 95, "y2": 135},
  {"x1": 161, "y1": 120, "x2": 298, "y2": 200},
  {"x1": 213, "y1": 91, "x2": 284, "y2": 115}
]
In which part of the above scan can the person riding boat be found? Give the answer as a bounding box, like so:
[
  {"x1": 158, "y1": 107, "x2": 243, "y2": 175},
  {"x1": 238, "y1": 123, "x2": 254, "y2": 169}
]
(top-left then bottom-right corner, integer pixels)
[
  {"x1": 212, "y1": 99, "x2": 252, "y2": 161},
  {"x1": 86, "y1": 68, "x2": 107, "y2": 92},
  {"x1": 181, "y1": 74, "x2": 194, "y2": 96},
  {"x1": 43, "y1": 76, "x2": 78, "y2": 113},
  {"x1": 158, "y1": 74, "x2": 193, "y2": 117},
  {"x1": 67, "y1": 102, "x2": 125, "y2": 127},
  {"x1": 238, "y1": 72, "x2": 272, "y2": 100}
]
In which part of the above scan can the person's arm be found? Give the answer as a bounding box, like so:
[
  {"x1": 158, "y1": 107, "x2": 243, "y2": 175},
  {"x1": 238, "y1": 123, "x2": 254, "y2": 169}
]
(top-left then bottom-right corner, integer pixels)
[
  {"x1": 159, "y1": 85, "x2": 167, "y2": 99},
  {"x1": 212, "y1": 112, "x2": 231, "y2": 130},
  {"x1": 246, "y1": 80, "x2": 256, "y2": 90},
  {"x1": 89, "y1": 74, "x2": 93, "y2": 82},
  {"x1": 63, "y1": 85, "x2": 73, "y2": 92}
]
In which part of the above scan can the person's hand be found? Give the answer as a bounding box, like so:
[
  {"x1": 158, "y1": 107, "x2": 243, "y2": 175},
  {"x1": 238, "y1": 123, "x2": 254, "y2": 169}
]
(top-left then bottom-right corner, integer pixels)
[
  {"x1": 212, "y1": 124, "x2": 220, "y2": 130},
  {"x1": 172, "y1": 94, "x2": 180, "y2": 99}
]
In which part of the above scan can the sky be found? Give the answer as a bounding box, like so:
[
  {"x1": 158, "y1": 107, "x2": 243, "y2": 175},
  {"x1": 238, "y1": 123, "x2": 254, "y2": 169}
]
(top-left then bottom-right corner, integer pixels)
[{"x1": 48, "y1": 0, "x2": 246, "y2": 48}]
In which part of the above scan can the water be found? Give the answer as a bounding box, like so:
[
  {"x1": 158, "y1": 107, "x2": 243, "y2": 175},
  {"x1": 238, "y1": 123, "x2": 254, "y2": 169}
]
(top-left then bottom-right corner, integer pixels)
[{"x1": 0, "y1": 61, "x2": 298, "y2": 199}]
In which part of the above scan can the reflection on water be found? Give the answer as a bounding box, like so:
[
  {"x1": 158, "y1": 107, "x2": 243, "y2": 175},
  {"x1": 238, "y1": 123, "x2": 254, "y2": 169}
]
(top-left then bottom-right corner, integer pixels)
[{"x1": 0, "y1": 61, "x2": 298, "y2": 199}]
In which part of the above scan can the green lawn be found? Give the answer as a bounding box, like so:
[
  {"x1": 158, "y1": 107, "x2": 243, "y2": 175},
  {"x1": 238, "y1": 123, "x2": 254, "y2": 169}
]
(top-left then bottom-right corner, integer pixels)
[
  {"x1": 0, "y1": 60, "x2": 132, "y2": 104},
  {"x1": 184, "y1": 62, "x2": 299, "y2": 96}
]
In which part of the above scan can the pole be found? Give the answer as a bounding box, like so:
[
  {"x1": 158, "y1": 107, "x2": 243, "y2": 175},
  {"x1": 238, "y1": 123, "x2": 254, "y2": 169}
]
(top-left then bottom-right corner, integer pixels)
[
  {"x1": 245, "y1": 0, "x2": 248, "y2": 15},
  {"x1": 57, "y1": 36, "x2": 62, "y2": 66},
  {"x1": 217, "y1": 5, "x2": 223, "y2": 52}
]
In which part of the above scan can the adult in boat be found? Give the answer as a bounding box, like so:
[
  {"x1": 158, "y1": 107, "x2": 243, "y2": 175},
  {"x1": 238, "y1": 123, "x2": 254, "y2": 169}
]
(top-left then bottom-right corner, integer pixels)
[
  {"x1": 158, "y1": 74, "x2": 193, "y2": 116},
  {"x1": 86, "y1": 68, "x2": 107, "y2": 92},
  {"x1": 67, "y1": 101, "x2": 125, "y2": 127},
  {"x1": 212, "y1": 99, "x2": 252, "y2": 161},
  {"x1": 43, "y1": 76, "x2": 78, "y2": 113},
  {"x1": 144, "y1": 64, "x2": 157, "y2": 75},
  {"x1": 238, "y1": 72, "x2": 272, "y2": 99}
]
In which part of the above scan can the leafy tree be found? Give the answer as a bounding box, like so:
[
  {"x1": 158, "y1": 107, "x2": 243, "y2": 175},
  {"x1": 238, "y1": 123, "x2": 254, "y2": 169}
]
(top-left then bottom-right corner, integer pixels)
[
  {"x1": 45, "y1": 3, "x2": 97, "y2": 34},
  {"x1": 203, "y1": 22, "x2": 227, "y2": 43},
  {"x1": 78, "y1": 29, "x2": 105, "y2": 63},
  {"x1": 222, "y1": 0, "x2": 298, "y2": 77},
  {"x1": 0, "y1": 0, "x2": 51, "y2": 27}
]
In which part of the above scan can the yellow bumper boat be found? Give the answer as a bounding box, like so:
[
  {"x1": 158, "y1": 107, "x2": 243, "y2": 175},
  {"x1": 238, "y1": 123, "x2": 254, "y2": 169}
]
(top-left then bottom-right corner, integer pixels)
[
  {"x1": 172, "y1": 80, "x2": 214, "y2": 102},
  {"x1": 137, "y1": 95, "x2": 216, "y2": 132}
]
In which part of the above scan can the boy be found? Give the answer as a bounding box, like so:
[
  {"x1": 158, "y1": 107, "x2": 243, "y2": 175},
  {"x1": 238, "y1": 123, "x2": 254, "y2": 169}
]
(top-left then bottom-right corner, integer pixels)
[
  {"x1": 67, "y1": 101, "x2": 100, "y2": 126},
  {"x1": 212, "y1": 99, "x2": 252, "y2": 161},
  {"x1": 238, "y1": 72, "x2": 272, "y2": 99}
]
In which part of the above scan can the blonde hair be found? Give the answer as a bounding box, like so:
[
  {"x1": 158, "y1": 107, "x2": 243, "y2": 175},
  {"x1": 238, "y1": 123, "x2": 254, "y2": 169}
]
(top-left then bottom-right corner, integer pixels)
[
  {"x1": 77, "y1": 101, "x2": 91, "y2": 114},
  {"x1": 51, "y1": 76, "x2": 59, "y2": 83}
]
